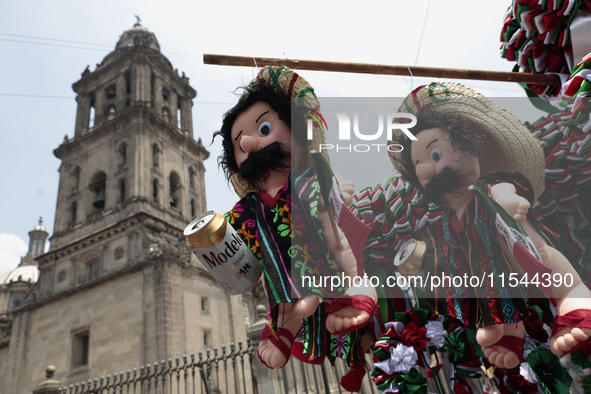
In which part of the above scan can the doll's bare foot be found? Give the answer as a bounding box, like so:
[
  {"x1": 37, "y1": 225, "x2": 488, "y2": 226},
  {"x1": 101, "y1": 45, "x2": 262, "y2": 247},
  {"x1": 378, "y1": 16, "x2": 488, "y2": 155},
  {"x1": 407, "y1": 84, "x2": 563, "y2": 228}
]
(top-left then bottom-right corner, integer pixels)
[
  {"x1": 550, "y1": 282, "x2": 591, "y2": 355},
  {"x1": 326, "y1": 281, "x2": 377, "y2": 335},
  {"x1": 327, "y1": 305, "x2": 371, "y2": 335},
  {"x1": 291, "y1": 297, "x2": 320, "y2": 318},
  {"x1": 257, "y1": 316, "x2": 302, "y2": 369},
  {"x1": 479, "y1": 322, "x2": 524, "y2": 369},
  {"x1": 491, "y1": 183, "x2": 530, "y2": 223},
  {"x1": 476, "y1": 324, "x2": 504, "y2": 347},
  {"x1": 531, "y1": 245, "x2": 591, "y2": 355},
  {"x1": 326, "y1": 294, "x2": 377, "y2": 335}
]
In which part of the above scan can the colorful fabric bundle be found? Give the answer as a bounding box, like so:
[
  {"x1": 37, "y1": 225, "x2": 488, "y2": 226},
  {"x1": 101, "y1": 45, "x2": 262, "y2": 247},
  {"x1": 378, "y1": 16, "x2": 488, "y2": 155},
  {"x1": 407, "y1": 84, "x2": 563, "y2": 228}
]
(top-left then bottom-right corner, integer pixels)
[
  {"x1": 350, "y1": 175, "x2": 443, "y2": 265},
  {"x1": 559, "y1": 348, "x2": 591, "y2": 393},
  {"x1": 524, "y1": 59, "x2": 591, "y2": 277},
  {"x1": 372, "y1": 308, "x2": 484, "y2": 394},
  {"x1": 499, "y1": 0, "x2": 590, "y2": 99},
  {"x1": 421, "y1": 173, "x2": 533, "y2": 328},
  {"x1": 350, "y1": 175, "x2": 443, "y2": 328},
  {"x1": 497, "y1": 305, "x2": 572, "y2": 394},
  {"x1": 226, "y1": 171, "x2": 347, "y2": 323}
]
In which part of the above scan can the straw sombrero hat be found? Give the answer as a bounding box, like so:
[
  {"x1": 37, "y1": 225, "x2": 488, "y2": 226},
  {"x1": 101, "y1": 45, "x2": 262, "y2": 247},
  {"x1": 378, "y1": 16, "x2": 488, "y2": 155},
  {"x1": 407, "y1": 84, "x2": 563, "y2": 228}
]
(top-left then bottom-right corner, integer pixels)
[
  {"x1": 388, "y1": 82, "x2": 545, "y2": 200},
  {"x1": 230, "y1": 66, "x2": 329, "y2": 198}
]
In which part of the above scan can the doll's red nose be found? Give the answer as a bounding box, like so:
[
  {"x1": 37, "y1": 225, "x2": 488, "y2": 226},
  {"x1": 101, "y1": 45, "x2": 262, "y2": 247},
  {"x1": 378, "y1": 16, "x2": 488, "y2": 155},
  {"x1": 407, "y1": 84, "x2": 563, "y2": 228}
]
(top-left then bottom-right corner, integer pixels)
[{"x1": 240, "y1": 135, "x2": 259, "y2": 153}]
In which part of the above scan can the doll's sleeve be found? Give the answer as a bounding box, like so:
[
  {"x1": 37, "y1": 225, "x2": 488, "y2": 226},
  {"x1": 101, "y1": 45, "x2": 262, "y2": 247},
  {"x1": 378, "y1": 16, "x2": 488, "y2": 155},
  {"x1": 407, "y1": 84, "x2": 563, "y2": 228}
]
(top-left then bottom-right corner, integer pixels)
[
  {"x1": 477, "y1": 171, "x2": 535, "y2": 205},
  {"x1": 224, "y1": 196, "x2": 262, "y2": 262}
]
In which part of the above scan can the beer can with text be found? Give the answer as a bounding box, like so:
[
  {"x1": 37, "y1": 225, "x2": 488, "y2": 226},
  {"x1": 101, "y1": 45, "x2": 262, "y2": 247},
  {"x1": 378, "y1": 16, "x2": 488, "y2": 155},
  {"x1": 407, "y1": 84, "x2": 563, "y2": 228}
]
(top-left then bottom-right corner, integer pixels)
[{"x1": 184, "y1": 211, "x2": 262, "y2": 295}]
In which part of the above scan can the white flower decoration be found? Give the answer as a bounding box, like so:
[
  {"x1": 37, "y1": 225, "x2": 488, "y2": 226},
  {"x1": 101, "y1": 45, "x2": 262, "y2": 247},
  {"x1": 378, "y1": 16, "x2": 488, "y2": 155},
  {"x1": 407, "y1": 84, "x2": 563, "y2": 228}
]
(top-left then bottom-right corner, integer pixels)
[
  {"x1": 425, "y1": 319, "x2": 447, "y2": 348},
  {"x1": 380, "y1": 380, "x2": 400, "y2": 393},
  {"x1": 384, "y1": 321, "x2": 405, "y2": 337},
  {"x1": 520, "y1": 361, "x2": 538, "y2": 384},
  {"x1": 373, "y1": 343, "x2": 418, "y2": 375}
]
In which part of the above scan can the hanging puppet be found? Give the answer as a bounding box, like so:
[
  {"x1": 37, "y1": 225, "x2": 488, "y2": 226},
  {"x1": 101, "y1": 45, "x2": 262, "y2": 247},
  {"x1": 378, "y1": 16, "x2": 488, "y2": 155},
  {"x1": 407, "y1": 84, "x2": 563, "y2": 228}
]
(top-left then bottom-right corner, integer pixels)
[
  {"x1": 387, "y1": 82, "x2": 591, "y2": 368},
  {"x1": 213, "y1": 66, "x2": 377, "y2": 390}
]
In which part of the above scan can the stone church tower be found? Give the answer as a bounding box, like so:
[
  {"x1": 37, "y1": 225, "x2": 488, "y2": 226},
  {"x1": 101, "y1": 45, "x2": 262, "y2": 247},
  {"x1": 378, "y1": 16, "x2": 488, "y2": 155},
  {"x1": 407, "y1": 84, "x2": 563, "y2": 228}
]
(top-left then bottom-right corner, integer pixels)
[{"x1": 0, "y1": 21, "x2": 252, "y2": 393}]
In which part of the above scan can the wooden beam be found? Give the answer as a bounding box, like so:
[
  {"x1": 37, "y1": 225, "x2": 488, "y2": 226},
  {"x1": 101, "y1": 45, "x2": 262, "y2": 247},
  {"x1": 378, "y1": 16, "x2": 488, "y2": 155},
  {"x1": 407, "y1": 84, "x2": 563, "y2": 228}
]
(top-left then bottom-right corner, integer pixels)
[{"x1": 203, "y1": 54, "x2": 562, "y2": 86}]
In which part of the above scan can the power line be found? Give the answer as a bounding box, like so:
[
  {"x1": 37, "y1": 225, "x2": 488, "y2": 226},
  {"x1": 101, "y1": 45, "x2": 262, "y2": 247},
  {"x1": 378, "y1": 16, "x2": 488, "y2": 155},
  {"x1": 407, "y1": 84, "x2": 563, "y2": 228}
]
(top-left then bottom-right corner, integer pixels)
[
  {"x1": 0, "y1": 93, "x2": 74, "y2": 99},
  {"x1": 0, "y1": 32, "x2": 112, "y2": 48},
  {"x1": 0, "y1": 33, "x2": 202, "y2": 60},
  {"x1": 0, "y1": 94, "x2": 235, "y2": 105},
  {"x1": 0, "y1": 38, "x2": 109, "y2": 52}
]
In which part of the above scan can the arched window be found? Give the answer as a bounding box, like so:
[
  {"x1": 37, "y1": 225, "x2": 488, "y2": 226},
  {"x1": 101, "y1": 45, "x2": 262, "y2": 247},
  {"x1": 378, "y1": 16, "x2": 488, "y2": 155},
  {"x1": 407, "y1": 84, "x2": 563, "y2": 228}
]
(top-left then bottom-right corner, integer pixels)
[
  {"x1": 177, "y1": 101, "x2": 182, "y2": 130},
  {"x1": 152, "y1": 144, "x2": 160, "y2": 169},
  {"x1": 169, "y1": 171, "x2": 181, "y2": 209},
  {"x1": 119, "y1": 179, "x2": 126, "y2": 203},
  {"x1": 190, "y1": 199, "x2": 196, "y2": 218},
  {"x1": 105, "y1": 84, "x2": 116, "y2": 100},
  {"x1": 70, "y1": 202, "x2": 77, "y2": 227},
  {"x1": 89, "y1": 107, "x2": 95, "y2": 129},
  {"x1": 118, "y1": 142, "x2": 127, "y2": 166},
  {"x1": 153, "y1": 179, "x2": 159, "y2": 202},
  {"x1": 31, "y1": 235, "x2": 42, "y2": 256},
  {"x1": 88, "y1": 260, "x2": 99, "y2": 281},
  {"x1": 88, "y1": 92, "x2": 96, "y2": 129},
  {"x1": 89, "y1": 171, "x2": 107, "y2": 211}
]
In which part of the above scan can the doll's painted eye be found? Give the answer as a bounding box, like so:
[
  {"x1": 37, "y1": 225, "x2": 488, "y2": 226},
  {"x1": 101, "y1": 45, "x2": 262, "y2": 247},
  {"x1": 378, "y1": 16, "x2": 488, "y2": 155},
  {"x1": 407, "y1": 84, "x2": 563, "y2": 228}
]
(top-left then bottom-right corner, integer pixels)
[
  {"x1": 430, "y1": 147, "x2": 442, "y2": 162},
  {"x1": 258, "y1": 121, "x2": 272, "y2": 137}
]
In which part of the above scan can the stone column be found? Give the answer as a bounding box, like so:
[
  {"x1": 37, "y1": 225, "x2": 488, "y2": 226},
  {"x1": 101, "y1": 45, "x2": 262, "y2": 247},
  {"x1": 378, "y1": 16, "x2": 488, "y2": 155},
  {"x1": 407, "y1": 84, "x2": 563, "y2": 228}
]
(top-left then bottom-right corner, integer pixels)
[
  {"x1": 180, "y1": 99, "x2": 193, "y2": 137},
  {"x1": 131, "y1": 64, "x2": 151, "y2": 105},
  {"x1": 153, "y1": 77, "x2": 163, "y2": 118},
  {"x1": 197, "y1": 160, "x2": 206, "y2": 213},
  {"x1": 94, "y1": 86, "x2": 105, "y2": 126},
  {"x1": 246, "y1": 305, "x2": 284, "y2": 394},
  {"x1": 170, "y1": 90, "x2": 178, "y2": 128},
  {"x1": 74, "y1": 95, "x2": 90, "y2": 137},
  {"x1": 116, "y1": 74, "x2": 126, "y2": 112}
]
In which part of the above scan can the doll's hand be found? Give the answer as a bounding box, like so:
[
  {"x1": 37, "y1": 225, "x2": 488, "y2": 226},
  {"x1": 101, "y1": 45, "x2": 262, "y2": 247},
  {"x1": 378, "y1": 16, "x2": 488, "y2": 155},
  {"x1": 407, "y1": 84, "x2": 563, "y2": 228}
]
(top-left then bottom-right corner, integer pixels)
[
  {"x1": 490, "y1": 183, "x2": 530, "y2": 223},
  {"x1": 335, "y1": 173, "x2": 355, "y2": 207}
]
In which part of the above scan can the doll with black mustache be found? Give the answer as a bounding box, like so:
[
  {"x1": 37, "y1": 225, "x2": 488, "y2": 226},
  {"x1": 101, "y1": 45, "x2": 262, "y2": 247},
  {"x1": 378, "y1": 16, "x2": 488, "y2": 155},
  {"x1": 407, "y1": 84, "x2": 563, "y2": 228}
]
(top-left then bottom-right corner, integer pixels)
[
  {"x1": 391, "y1": 83, "x2": 591, "y2": 370},
  {"x1": 214, "y1": 67, "x2": 377, "y2": 388}
]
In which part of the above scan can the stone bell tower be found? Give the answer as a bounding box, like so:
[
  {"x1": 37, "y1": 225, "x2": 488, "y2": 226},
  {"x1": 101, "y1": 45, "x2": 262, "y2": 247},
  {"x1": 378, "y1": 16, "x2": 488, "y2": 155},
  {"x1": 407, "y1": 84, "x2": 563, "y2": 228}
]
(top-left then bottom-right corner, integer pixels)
[
  {"x1": 0, "y1": 20, "x2": 251, "y2": 394},
  {"x1": 51, "y1": 19, "x2": 208, "y2": 247}
]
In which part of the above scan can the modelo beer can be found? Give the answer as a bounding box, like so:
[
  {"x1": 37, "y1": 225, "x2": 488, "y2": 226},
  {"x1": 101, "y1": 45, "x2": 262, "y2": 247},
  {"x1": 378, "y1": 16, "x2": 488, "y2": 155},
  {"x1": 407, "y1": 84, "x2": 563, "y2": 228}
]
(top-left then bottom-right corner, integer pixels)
[{"x1": 184, "y1": 211, "x2": 262, "y2": 295}]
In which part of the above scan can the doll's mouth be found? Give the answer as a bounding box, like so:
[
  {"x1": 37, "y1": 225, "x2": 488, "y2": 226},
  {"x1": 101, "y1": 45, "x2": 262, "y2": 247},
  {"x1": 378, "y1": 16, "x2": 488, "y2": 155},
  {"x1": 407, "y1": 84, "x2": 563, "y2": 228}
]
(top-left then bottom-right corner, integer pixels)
[
  {"x1": 423, "y1": 166, "x2": 472, "y2": 204},
  {"x1": 239, "y1": 142, "x2": 291, "y2": 189}
]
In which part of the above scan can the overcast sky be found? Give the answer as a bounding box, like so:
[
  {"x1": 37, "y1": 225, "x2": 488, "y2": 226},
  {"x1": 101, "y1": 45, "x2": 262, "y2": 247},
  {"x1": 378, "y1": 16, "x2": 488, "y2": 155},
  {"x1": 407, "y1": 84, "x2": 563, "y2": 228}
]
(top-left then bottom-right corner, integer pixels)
[{"x1": 0, "y1": 0, "x2": 539, "y2": 275}]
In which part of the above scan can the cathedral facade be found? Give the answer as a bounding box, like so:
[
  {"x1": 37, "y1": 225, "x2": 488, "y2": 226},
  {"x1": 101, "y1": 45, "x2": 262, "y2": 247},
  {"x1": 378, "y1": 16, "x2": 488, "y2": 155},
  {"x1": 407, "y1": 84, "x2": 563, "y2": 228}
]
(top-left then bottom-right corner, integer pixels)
[{"x1": 0, "y1": 22, "x2": 253, "y2": 394}]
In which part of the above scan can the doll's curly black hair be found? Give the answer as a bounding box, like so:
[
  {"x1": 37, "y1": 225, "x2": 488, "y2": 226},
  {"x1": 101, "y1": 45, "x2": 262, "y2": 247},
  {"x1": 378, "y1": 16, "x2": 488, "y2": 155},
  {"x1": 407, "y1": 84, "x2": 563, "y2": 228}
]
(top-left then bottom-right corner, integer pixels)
[
  {"x1": 213, "y1": 80, "x2": 307, "y2": 183},
  {"x1": 396, "y1": 107, "x2": 482, "y2": 193}
]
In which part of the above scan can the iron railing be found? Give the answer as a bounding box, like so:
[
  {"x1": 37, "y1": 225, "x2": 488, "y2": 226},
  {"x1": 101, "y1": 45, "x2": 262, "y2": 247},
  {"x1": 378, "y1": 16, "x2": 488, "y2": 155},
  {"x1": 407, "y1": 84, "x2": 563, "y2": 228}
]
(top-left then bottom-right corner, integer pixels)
[
  {"x1": 57, "y1": 339, "x2": 255, "y2": 394},
  {"x1": 55, "y1": 339, "x2": 380, "y2": 394}
]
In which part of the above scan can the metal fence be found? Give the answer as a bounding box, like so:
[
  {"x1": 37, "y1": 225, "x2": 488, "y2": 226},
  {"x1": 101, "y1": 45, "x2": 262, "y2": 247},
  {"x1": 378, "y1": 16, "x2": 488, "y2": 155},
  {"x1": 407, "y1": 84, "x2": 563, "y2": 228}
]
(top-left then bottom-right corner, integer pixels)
[
  {"x1": 57, "y1": 340, "x2": 255, "y2": 394},
  {"x1": 55, "y1": 339, "x2": 380, "y2": 394}
]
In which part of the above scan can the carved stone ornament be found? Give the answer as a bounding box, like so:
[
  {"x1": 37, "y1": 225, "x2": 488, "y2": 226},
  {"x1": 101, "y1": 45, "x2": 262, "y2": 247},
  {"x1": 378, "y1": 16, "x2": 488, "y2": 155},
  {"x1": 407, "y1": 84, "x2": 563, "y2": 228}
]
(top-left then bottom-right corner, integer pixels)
[
  {"x1": 114, "y1": 247, "x2": 125, "y2": 259},
  {"x1": 0, "y1": 314, "x2": 12, "y2": 343},
  {"x1": 57, "y1": 270, "x2": 67, "y2": 282}
]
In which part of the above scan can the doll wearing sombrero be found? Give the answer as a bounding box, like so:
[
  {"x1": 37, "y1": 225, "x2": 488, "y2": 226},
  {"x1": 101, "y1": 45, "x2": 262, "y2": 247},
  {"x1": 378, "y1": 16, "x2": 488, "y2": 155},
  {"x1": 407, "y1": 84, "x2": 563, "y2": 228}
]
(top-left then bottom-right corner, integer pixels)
[
  {"x1": 389, "y1": 82, "x2": 591, "y2": 368},
  {"x1": 215, "y1": 66, "x2": 377, "y2": 375}
]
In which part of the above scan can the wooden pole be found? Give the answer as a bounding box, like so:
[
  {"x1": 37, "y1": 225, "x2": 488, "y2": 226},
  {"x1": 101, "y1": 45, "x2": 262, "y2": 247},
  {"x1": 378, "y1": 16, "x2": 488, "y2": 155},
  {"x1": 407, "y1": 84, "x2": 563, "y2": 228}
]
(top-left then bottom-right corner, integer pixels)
[{"x1": 203, "y1": 54, "x2": 562, "y2": 86}]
